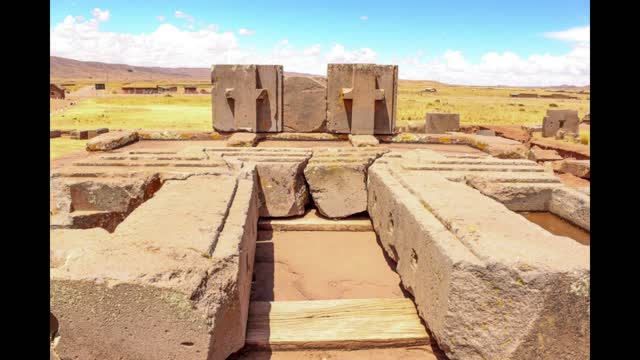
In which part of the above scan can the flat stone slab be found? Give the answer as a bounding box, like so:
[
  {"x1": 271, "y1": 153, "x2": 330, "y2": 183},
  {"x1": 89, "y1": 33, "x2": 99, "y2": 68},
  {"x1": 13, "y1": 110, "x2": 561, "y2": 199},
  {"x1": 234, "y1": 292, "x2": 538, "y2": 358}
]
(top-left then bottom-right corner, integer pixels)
[
  {"x1": 86, "y1": 131, "x2": 139, "y2": 151},
  {"x1": 227, "y1": 132, "x2": 259, "y2": 147},
  {"x1": 367, "y1": 150, "x2": 589, "y2": 360},
  {"x1": 137, "y1": 130, "x2": 224, "y2": 140},
  {"x1": 528, "y1": 145, "x2": 563, "y2": 161},
  {"x1": 553, "y1": 159, "x2": 590, "y2": 179},
  {"x1": 50, "y1": 173, "x2": 259, "y2": 360},
  {"x1": 349, "y1": 134, "x2": 379, "y2": 147},
  {"x1": 283, "y1": 76, "x2": 327, "y2": 132}
]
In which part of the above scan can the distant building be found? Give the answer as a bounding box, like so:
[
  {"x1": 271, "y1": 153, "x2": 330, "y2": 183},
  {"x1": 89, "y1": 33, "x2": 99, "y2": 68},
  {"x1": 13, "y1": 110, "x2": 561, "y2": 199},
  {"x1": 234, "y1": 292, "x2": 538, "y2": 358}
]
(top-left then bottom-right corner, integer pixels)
[
  {"x1": 95, "y1": 83, "x2": 106, "y2": 90},
  {"x1": 422, "y1": 87, "x2": 437, "y2": 93},
  {"x1": 159, "y1": 86, "x2": 177, "y2": 93},
  {"x1": 184, "y1": 86, "x2": 198, "y2": 94},
  {"x1": 50, "y1": 84, "x2": 66, "y2": 99},
  {"x1": 510, "y1": 93, "x2": 539, "y2": 98},
  {"x1": 122, "y1": 86, "x2": 159, "y2": 94},
  {"x1": 540, "y1": 93, "x2": 579, "y2": 100}
]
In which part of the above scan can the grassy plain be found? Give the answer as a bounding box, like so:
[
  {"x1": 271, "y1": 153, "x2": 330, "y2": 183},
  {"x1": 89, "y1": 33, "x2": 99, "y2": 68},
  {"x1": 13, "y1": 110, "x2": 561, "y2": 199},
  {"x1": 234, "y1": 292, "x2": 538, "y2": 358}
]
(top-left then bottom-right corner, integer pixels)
[{"x1": 50, "y1": 80, "x2": 590, "y2": 159}]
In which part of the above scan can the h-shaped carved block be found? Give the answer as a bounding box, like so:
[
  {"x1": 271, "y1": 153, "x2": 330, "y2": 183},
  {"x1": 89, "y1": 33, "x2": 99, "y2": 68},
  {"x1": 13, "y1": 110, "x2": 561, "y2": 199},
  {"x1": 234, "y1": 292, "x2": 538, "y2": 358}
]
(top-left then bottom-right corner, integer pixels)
[
  {"x1": 327, "y1": 64, "x2": 398, "y2": 135},
  {"x1": 212, "y1": 65, "x2": 283, "y2": 133}
]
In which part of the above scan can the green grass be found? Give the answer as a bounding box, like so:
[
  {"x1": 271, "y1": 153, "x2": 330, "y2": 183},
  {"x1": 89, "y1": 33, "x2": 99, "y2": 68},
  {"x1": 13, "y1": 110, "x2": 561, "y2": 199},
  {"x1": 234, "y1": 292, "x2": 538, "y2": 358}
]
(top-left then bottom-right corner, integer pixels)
[
  {"x1": 579, "y1": 130, "x2": 590, "y2": 145},
  {"x1": 50, "y1": 95, "x2": 211, "y2": 131},
  {"x1": 50, "y1": 138, "x2": 88, "y2": 159}
]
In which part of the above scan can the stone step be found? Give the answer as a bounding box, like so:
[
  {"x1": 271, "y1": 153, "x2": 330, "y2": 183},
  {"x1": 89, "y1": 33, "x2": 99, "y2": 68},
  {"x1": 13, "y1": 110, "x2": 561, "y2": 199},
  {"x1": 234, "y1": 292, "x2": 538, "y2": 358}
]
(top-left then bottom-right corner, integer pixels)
[
  {"x1": 245, "y1": 298, "x2": 429, "y2": 350},
  {"x1": 258, "y1": 209, "x2": 372, "y2": 231}
]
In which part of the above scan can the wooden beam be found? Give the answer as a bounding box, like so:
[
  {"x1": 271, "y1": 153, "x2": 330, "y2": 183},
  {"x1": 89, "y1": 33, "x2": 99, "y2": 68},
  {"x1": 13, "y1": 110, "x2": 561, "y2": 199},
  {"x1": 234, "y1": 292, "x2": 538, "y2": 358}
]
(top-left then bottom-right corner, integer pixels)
[{"x1": 246, "y1": 298, "x2": 429, "y2": 350}]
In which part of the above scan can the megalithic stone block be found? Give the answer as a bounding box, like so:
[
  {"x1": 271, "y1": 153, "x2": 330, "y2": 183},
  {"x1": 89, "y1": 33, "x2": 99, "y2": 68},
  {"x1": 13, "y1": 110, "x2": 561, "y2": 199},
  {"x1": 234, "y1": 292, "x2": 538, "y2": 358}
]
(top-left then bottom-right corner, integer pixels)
[
  {"x1": 212, "y1": 65, "x2": 283, "y2": 133},
  {"x1": 542, "y1": 109, "x2": 580, "y2": 137},
  {"x1": 327, "y1": 64, "x2": 398, "y2": 135}
]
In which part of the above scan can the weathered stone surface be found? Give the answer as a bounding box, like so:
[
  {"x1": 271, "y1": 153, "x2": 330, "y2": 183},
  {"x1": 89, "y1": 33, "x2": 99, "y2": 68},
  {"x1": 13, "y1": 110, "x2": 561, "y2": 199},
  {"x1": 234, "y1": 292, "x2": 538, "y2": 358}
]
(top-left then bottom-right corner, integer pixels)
[
  {"x1": 367, "y1": 153, "x2": 589, "y2": 360},
  {"x1": 528, "y1": 145, "x2": 563, "y2": 161},
  {"x1": 50, "y1": 173, "x2": 259, "y2": 360},
  {"x1": 283, "y1": 76, "x2": 326, "y2": 132},
  {"x1": 137, "y1": 130, "x2": 224, "y2": 140},
  {"x1": 50, "y1": 174, "x2": 163, "y2": 231},
  {"x1": 553, "y1": 158, "x2": 590, "y2": 179},
  {"x1": 86, "y1": 131, "x2": 139, "y2": 151},
  {"x1": 212, "y1": 64, "x2": 283, "y2": 133},
  {"x1": 227, "y1": 132, "x2": 259, "y2": 147},
  {"x1": 425, "y1": 113, "x2": 460, "y2": 134},
  {"x1": 549, "y1": 187, "x2": 590, "y2": 231},
  {"x1": 467, "y1": 177, "x2": 562, "y2": 211},
  {"x1": 542, "y1": 109, "x2": 580, "y2": 137},
  {"x1": 304, "y1": 148, "x2": 387, "y2": 218},
  {"x1": 205, "y1": 147, "x2": 312, "y2": 217},
  {"x1": 349, "y1": 134, "x2": 379, "y2": 147},
  {"x1": 326, "y1": 64, "x2": 397, "y2": 135},
  {"x1": 475, "y1": 129, "x2": 495, "y2": 136},
  {"x1": 70, "y1": 130, "x2": 89, "y2": 140},
  {"x1": 50, "y1": 130, "x2": 61, "y2": 138}
]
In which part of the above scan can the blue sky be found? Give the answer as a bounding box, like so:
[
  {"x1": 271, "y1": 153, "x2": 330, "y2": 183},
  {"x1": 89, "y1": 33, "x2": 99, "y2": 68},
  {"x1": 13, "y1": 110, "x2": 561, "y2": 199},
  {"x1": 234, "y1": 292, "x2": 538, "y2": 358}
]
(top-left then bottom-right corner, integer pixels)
[{"x1": 50, "y1": 0, "x2": 590, "y2": 85}]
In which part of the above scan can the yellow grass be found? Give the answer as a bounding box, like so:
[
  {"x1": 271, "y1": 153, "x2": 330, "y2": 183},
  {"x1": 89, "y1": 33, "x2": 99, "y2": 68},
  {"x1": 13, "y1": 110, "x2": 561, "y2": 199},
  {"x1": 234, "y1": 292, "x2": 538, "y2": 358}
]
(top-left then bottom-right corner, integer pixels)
[
  {"x1": 50, "y1": 81, "x2": 590, "y2": 159},
  {"x1": 50, "y1": 138, "x2": 88, "y2": 159},
  {"x1": 396, "y1": 80, "x2": 589, "y2": 127}
]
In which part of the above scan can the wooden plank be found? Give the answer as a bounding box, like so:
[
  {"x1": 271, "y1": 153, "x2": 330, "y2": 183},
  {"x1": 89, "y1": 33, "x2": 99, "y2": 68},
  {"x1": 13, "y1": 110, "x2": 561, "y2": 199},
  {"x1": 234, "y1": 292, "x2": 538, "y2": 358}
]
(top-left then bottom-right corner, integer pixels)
[
  {"x1": 246, "y1": 298, "x2": 429, "y2": 350},
  {"x1": 258, "y1": 209, "x2": 373, "y2": 232}
]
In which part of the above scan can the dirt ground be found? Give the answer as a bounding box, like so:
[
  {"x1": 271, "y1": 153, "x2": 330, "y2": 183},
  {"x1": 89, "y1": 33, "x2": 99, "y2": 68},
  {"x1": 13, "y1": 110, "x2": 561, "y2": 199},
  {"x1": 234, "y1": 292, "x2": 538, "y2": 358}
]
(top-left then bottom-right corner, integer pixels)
[{"x1": 252, "y1": 231, "x2": 404, "y2": 301}]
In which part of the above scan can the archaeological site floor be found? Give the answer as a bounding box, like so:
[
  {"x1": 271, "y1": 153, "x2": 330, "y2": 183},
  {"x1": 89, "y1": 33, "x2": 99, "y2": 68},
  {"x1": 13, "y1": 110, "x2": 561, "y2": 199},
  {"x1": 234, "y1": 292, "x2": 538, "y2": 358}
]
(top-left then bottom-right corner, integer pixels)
[{"x1": 50, "y1": 135, "x2": 589, "y2": 360}]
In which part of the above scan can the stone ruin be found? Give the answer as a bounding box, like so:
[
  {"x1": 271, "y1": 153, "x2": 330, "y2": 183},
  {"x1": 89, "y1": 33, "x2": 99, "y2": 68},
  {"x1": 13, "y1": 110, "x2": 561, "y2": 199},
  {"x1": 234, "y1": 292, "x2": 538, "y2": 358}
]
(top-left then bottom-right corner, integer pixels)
[
  {"x1": 542, "y1": 109, "x2": 580, "y2": 138},
  {"x1": 51, "y1": 63, "x2": 590, "y2": 360}
]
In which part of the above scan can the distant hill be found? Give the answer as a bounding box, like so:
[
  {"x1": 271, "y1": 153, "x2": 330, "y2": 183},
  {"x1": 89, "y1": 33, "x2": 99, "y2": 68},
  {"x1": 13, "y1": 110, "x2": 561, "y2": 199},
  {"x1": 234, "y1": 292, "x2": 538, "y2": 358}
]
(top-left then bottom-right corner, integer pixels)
[
  {"x1": 50, "y1": 56, "x2": 589, "y2": 89},
  {"x1": 50, "y1": 56, "x2": 320, "y2": 82}
]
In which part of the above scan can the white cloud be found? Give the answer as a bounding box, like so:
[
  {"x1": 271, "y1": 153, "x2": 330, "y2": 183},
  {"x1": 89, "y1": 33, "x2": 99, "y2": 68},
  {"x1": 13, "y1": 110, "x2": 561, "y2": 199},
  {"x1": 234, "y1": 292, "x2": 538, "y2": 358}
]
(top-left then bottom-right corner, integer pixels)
[
  {"x1": 238, "y1": 28, "x2": 255, "y2": 36},
  {"x1": 175, "y1": 10, "x2": 194, "y2": 22},
  {"x1": 544, "y1": 26, "x2": 589, "y2": 44},
  {"x1": 360, "y1": 15, "x2": 368, "y2": 20},
  {"x1": 156, "y1": 15, "x2": 165, "y2": 21},
  {"x1": 50, "y1": 13, "x2": 588, "y2": 85},
  {"x1": 397, "y1": 25, "x2": 589, "y2": 86},
  {"x1": 90, "y1": 8, "x2": 110, "y2": 22}
]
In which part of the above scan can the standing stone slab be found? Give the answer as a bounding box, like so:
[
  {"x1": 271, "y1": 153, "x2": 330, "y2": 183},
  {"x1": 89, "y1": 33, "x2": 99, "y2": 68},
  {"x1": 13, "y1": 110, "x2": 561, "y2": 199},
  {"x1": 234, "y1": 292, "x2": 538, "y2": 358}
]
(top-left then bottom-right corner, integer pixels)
[
  {"x1": 212, "y1": 64, "x2": 283, "y2": 133},
  {"x1": 283, "y1": 76, "x2": 327, "y2": 132},
  {"x1": 326, "y1": 64, "x2": 397, "y2": 135},
  {"x1": 425, "y1": 113, "x2": 460, "y2": 134},
  {"x1": 542, "y1": 110, "x2": 580, "y2": 137}
]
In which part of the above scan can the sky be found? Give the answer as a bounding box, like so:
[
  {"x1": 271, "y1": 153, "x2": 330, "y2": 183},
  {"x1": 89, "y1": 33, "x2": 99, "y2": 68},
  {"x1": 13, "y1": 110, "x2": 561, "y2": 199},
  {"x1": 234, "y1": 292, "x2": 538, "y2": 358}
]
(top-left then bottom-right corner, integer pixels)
[{"x1": 50, "y1": 0, "x2": 590, "y2": 86}]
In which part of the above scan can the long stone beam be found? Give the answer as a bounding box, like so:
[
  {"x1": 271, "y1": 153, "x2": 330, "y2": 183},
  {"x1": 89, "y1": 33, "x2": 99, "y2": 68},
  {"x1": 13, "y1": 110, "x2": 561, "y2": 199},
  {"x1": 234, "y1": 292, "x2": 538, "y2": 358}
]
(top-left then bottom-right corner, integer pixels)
[{"x1": 367, "y1": 154, "x2": 589, "y2": 360}]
